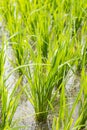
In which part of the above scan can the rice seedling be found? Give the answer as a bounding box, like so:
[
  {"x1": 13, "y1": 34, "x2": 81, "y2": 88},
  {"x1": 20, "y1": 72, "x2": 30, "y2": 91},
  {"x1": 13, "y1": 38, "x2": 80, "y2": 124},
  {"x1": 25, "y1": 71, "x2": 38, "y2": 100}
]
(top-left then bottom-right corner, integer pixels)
[{"x1": 52, "y1": 85, "x2": 83, "y2": 130}]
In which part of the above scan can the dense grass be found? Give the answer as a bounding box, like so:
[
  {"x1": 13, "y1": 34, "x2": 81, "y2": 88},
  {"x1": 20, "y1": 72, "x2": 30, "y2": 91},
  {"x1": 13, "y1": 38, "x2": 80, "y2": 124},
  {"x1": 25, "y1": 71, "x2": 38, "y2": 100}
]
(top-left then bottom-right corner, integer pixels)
[{"x1": 0, "y1": 0, "x2": 87, "y2": 129}]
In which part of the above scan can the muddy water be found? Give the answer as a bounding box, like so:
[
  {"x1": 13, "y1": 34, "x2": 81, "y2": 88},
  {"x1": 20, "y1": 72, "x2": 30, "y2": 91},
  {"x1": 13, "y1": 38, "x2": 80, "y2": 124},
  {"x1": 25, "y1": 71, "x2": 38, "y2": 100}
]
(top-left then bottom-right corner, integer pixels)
[{"x1": 66, "y1": 68, "x2": 81, "y2": 128}]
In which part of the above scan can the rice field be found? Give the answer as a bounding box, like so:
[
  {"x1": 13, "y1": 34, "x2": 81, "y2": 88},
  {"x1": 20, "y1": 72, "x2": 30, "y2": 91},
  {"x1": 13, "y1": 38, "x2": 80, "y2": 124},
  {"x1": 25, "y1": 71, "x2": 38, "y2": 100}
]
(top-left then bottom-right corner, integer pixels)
[{"x1": 0, "y1": 0, "x2": 87, "y2": 130}]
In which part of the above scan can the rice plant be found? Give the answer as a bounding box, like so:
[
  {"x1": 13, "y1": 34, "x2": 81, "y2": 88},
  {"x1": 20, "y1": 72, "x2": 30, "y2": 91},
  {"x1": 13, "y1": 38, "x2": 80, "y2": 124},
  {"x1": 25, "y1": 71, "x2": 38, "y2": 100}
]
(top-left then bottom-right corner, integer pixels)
[
  {"x1": 52, "y1": 86, "x2": 83, "y2": 130},
  {"x1": 1, "y1": 0, "x2": 29, "y2": 76},
  {"x1": 0, "y1": 42, "x2": 23, "y2": 129},
  {"x1": 22, "y1": 5, "x2": 79, "y2": 123}
]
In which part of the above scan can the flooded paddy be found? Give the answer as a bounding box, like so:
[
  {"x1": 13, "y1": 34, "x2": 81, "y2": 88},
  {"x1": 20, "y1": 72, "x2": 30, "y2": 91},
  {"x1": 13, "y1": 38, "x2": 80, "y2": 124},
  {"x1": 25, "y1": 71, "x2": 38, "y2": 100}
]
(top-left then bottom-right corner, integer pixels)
[
  {"x1": 0, "y1": 1, "x2": 87, "y2": 129},
  {"x1": 0, "y1": 19, "x2": 86, "y2": 130}
]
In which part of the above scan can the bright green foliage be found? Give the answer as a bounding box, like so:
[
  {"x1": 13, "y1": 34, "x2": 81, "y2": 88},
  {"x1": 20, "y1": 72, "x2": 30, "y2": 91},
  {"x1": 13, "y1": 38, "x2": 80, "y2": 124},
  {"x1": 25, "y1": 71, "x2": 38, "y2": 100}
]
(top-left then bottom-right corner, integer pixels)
[{"x1": 1, "y1": 0, "x2": 87, "y2": 129}]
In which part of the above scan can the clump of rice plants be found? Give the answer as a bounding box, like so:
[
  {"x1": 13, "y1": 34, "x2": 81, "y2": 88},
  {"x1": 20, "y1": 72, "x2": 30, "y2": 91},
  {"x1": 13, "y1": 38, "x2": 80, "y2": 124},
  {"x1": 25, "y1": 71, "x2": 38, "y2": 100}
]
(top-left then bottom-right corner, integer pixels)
[
  {"x1": 52, "y1": 83, "x2": 83, "y2": 130},
  {"x1": 1, "y1": 0, "x2": 29, "y2": 76},
  {"x1": 22, "y1": 1, "x2": 79, "y2": 122},
  {"x1": 0, "y1": 43, "x2": 23, "y2": 129}
]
